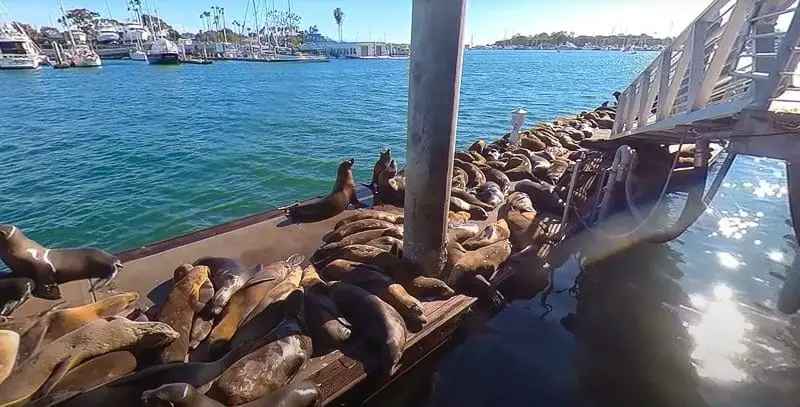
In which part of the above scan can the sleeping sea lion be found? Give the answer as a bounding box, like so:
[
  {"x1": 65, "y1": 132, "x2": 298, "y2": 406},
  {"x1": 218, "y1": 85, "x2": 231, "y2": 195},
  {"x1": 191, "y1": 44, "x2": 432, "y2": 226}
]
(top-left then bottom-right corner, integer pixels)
[
  {"x1": 0, "y1": 225, "x2": 123, "y2": 300},
  {"x1": 449, "y1": 197, "x2": 488, "y2": 220},
  {"x1": 451, "y1": 188, "x2": 494, "y2": 211},
  {"x1": 447, "y1": 239, "x2": 512, "y2": 287},
  {"x1": 514, "y1": 179, "x2": 566, "y2": 215},
  {"x1": 310, "y1": 228, "x2": 403, "y2": 267},
  {"x1": 467, "y1": 151, "x2": 487, "y2": 165},
  {"x1": 326, "y1": 219, "x2": 397, "y2": 243},
  {"x1": 287, "y1": 159, "x2": 366, "y2": 223},
  {"x1": 555, "y1": 133, "x2": 582, "y2": 150},
  {"x1": 300, "y1": 265, "x2": 351, "y2": 354},
  {"x1": 329, "y1": 282, "x2": 407, "y2": 372},
  {"x1": 157, "y1": 264, "x2": 214, "y2": 363},
  {"x1": 479, "y1": 167, "x2": 511, "y2": 193},
  {"x1": 0, "y1": 278, "x2": 34, "y2": 316},
  {"x1": 142, "y1": 381, "x2": 322, "y2": 407},
  {"x1": 363, "y1": 148, "x2": 392, "y2": 191},
  {"x1": 476, "y1": 181, "x2": 504, "y2": 208},
  {"x1": 0, "y1": 330, "x2": 19, "y2": 385},
  {"x1": 499, "y1": 192, "x2": 547, "y2": 249},
  {"x1": 193, "y1": 257, "x2": 263, "y2": 315},
  {"x1": 504, "y1": 155, "x2": 535, "y2": 182},
  {"x1": 453, "y1": 159, "x2": 486, "y2": 188},
  {"x1": 207, "y1": 254, "x2": 303, "y2": 352},
  {"x1": 462, "y1": 219, "x2": 511, "y2": 250},
  {"x1": 209, "y1": 290, "x2": 312, "y2": 405},
  {"x1": 454, "y1": 151, "x2": 477, "y2": 163},
  {"x1": 447, "y1": 211, "x2": 471, "y2": 223},
  {"x1": 322, "y1": 259, "x2": 426, "y2": 325},
  {"x1": 0, "y1": 317, "x2": 178, "y2": 406},
  {"x1": 365, "y1": 236, "x2": 404, "y2": 252},
  {"x1": 334, "y1": 210, "x2": 403, "y2": 230},
  {"x1": 46, "y1": 351, "x2": 137, "y2": 396},
  {"x1": 446, "y1": 222, "x2": 482, "y2": 244},
  {"x1": 468, "y1": 140, "x2": 486, "y2": 154},
  {"x1": 547, "y1": 158, "x2": 570, "y2": 183}
]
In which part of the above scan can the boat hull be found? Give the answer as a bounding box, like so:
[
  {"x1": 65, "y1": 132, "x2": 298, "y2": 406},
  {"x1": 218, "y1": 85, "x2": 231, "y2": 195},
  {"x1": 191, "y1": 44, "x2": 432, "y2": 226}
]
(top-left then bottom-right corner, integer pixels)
[
  {"x1": 147, "y1": 52, "x2": 180, "y2": 65},
  {"x1": 129, "y1": 51, "x2": 147, "y2": 61},
  {"x1": 74, "y1": 58, "x2": 102, "y2": 67},
  {"x1": 0, "y1": 57, "x2": 40, "y2": 69}
]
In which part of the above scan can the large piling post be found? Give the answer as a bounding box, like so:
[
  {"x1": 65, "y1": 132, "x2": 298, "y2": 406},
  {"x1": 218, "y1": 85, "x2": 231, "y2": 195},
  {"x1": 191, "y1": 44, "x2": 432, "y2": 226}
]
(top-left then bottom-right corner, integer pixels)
[{"x1": 404, "y1": 0, "x2": 467, "y2": 276}]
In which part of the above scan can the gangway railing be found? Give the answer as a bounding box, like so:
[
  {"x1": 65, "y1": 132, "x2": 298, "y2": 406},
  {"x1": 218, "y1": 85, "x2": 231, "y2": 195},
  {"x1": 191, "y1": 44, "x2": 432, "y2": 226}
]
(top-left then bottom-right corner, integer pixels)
[{"x1": 611, "y1": 0, "x2": 800, "y2": 140}]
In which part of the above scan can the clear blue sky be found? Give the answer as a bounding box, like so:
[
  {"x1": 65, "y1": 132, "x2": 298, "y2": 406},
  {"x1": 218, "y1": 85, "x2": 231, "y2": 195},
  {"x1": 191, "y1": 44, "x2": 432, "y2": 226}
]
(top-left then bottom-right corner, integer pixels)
[{"x1": 4, "y1": 0, "x2": 711, "y2": 44}]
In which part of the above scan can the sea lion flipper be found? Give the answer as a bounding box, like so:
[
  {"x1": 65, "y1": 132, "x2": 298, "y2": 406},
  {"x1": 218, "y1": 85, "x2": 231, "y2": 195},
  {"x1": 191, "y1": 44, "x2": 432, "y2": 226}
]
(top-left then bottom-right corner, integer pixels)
[{"x1": 37, "y1": 357, "x2": 75, "y2": 397}]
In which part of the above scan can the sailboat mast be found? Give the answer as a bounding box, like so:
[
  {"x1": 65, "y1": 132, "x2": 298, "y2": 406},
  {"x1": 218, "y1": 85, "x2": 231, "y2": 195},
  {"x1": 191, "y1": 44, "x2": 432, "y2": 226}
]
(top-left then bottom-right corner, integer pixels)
[{"x1": 59, "y1": 0, "x2": 77, "y2": 45}]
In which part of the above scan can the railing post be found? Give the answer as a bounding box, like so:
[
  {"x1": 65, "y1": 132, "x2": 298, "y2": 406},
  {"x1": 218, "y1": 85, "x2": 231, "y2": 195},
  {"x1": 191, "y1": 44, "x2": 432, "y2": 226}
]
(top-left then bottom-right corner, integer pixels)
[
  {"x1": 659, "y1": 42, "x2": 692, "y2": 119},
  {"x1": 404, "y1": 0, "x2": 466, "y2": 276},
  {"x1": 612, "y1": 90, "x2": 627, "y2": 136},
  {"x1": 656, "y1": 48, "x2": 673, "y2": 119},
  {"x1": 687, "y1": 20, "x2": 711, "y2": 110},
  {"x1": 636, "y1": 69, "x2": 652, "y2": 128},
  {"x1": 625, "y1": 82, "x2": 640, "y2": 132},
  {"x1": 754, "y1": 5, "x2": 800, "y2": 108}
]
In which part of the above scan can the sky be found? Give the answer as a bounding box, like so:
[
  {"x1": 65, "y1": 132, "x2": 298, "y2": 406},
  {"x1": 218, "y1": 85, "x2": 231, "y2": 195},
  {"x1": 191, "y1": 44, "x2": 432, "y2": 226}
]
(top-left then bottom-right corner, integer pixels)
[{"x1": 3, "y1": 0, "x2": 712, "y2": 44}]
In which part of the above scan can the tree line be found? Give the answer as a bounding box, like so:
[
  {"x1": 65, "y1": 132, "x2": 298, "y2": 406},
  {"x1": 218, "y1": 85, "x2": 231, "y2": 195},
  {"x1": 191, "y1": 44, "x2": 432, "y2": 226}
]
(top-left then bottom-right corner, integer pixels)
[{"x1": 494, "y1": 31, "x2": 672, "y2": 47}]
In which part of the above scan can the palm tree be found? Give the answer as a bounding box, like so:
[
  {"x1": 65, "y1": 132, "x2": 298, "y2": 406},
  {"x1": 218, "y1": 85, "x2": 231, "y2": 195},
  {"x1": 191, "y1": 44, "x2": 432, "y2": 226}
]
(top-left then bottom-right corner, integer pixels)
[{"x1": 333, "y1": 7, "x2": 344, "y2": 42}]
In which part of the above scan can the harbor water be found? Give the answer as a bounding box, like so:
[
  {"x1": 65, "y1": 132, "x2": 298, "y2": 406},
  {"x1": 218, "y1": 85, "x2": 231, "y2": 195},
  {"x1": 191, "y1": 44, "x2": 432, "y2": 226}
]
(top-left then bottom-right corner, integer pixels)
[{"x1": 1, "y1": 50, "x2": 798, "y2": 405}]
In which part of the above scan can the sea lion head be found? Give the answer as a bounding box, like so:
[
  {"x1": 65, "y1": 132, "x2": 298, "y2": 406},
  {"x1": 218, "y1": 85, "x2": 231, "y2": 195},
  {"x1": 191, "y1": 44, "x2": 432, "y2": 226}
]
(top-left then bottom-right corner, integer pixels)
[
  {"x1": 141, "y1": 383, "x2": 195, "y2": 406},
  {"x1": 0, "y1": 225, "x2": 18, "y2": 248},
  {"x1": 130, "y1": 319, "x2": 181, "y2": 348},
  {"x1": 380, "y1": 148, "x2": 391, "y2": 161}
]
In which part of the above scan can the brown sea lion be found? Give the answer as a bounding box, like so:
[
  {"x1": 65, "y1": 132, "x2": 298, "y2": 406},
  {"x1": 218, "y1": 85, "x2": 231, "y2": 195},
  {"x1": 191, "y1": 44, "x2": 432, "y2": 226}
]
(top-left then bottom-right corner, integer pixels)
[
  {"x1": 555, "y1": 133, "x2": 582, "y2": 151},
  {"x1": 0, "y1": 330, "x2": 18, "y2": 385},
  {"x1": 193, "y1": 257, "x2": 263, "y2": 315},
  {"x1": 329, "y1": 282, "x2": 406, "y2": 371},
  {"x1": 479, "y1": 167, "x2": 511, "y2": 193},
  {"x1": 449, "y1": 196, "x2": 488, "y2": 220},
  {"x1": 157, "y1": 264, "x2": 214, "y2": 363},
  {"x1": 499, "y1": 192, "x2": 547, "y2": 249},
  {"x1": 209, "y1": 290, "x2": 312, "y2": 405},
  {"x1": 376, "y1": 159, "x2": 405, "y2": 206},
  {"x1": 0, "y1": 278, "x2": 34, "y2": 316},
  {"x1": 468, "y1": 140, "x2": 486, "y2": 154},
  {"x1": 142, "y1": 381, "x2": 322, "y2": 407},
  {"x1": 0, "y1": 225, "x2": 123, "y2": 300},
  {"x1": 301, "y1": 265, "x2": 351, "y2": 354},
  {"x1": 547, "y1": 158, "x2": 570, "y2": 183},
  {"x1": 287, "y1": 159, "x2": 366, "y2": 223},
  {"x1": 446, "y1": 222, "x2": 482, "y2": 244},
  {"x1": 520, "y1": 135, "x2": 546, "y2": 152},
  {"x1": 467, "y1": 151, "x2": 487, "y2": 165},
  {"x1": 515, "y1": 179, "x2": 566, "y2": 215},
  {"x1": 334, "y1": 210, "x2": 403, "y2": 230},
  {"x1": 311, "y1": 228, "x2": 403, "y2": 267},
  {"x1": 484, "y1": 160, "x2": 507, "y2": 171},
  {"x1": 446, "y1": 240, "x2": 511, "y2": 304},
  {"x1": 504, "y1": 156, "x2": 535, "y2": 182},
  {"x1": 476, "y1": 181, "x2": 505, "y2": 208},
  {"x1": 363, "y1": 148, "x2": 392, "y2": 191},
  {"x1": 326, "y1": 219, "x2": 397, "y2": 243},
  {"x1": 447, "y1": 211, "x2": 471, "y2": 223},
  {"x1": 463, "y1": 219, "x2": 511, "y2": 250},
  {"x1": 451, "y1": 187, "x2": 494, "y2": 211},
  {"x1": 454, "y1": 151, "x2": 476, "y2": 163},
  {"x1": 46, "y1": 351, "x2": 137, "y2": 396},
  {"x1": 453, "y1": 159, "x2": 486, "y2": 188},
  {"x1": 205, "y1": 254, "x2": 302, "y2": 352},
  {"x1": 0, "y1": 317, "x2": 178, "y2": 406},
  {"x1": 451, "y1": 172, "x2": 468, "y2": 189},
  {"x1": 365, "y1": 236, "x2": 404, "y2": 252},
  {"x1": 322, "y1": 259, "x2": 425, "y2": 325}
]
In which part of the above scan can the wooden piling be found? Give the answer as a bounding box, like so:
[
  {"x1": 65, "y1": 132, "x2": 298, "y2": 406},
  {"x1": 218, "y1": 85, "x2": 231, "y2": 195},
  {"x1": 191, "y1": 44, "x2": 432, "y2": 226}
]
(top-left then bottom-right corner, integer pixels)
[{"x1": 404, "y1": 0, "x2": 467, "y2": 276}]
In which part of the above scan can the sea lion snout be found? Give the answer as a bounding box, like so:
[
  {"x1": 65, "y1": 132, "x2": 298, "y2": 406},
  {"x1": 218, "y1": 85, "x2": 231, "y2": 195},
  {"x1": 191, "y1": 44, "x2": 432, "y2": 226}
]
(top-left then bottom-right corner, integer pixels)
[
  {"x1": 0, "y1": 225, "x2": 15, "y2": 240},
  {"x1": 136, "y1": 321, "x2": 181, "y2": 347}
]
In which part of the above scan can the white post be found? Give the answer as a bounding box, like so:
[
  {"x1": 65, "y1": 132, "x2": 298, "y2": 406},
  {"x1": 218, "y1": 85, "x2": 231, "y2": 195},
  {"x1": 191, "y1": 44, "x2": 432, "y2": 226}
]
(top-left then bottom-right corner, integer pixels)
[
  {"x1": 404, "y1": 0, "x2": 467, "y2": 276},
  {"x1": 687, "y1": 20, "x2": 710, "y2": 110},
  {"x1": 509, "y1": 107, "x2": 527, "y2": 146}
]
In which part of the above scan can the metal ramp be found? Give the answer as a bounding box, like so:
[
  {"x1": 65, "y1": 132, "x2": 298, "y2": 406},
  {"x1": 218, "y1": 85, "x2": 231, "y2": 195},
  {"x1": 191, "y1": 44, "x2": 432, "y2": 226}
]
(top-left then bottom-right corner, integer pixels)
[{"x1": 611, "y1": 0, "x2": 800, "y2": 161}]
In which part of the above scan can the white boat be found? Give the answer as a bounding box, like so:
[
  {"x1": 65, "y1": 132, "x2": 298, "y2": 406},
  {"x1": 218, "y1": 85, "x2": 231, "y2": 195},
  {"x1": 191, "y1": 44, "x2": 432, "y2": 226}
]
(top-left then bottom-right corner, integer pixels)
[
  {"x1": 96, "y1": 22, "x2": 120, "y2": 43},
  {"x1": 123, "y1": 21, "x2": 151, "y2": 43},
  {"x1": 271, "y1": 51, "x2": 329, "y2": 62},
  {"x1": 0, "y1": 24, "x2": 41, "y2": 69},
  {"x1": 68, "y1": 26, "x2": 87, "y2": 43},
  {"x1": 69, "y1": 44, "x2": 101, "y2": 67},
  {"x1": 129, "y1": 49, "x2": 147, "y2": 61},
  {"x1": 147, "y1": 37, "x2": 180, "y2": 65},
  {"x1": 555, "y1": 42, "x2": 579, "y2": 51}
]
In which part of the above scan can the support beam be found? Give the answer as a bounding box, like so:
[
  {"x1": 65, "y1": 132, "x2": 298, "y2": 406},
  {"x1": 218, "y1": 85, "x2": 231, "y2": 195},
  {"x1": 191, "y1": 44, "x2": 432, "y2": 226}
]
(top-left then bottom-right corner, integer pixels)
[
  {"x1": 404, "y1": 0, "x2": 466, "y2": 276},
  {"x1": 687, "y1": 20, "x2": 711, "y2": 109},
  {"x1": 754, "y1": 3, "x2": 800, "y2": 108}
]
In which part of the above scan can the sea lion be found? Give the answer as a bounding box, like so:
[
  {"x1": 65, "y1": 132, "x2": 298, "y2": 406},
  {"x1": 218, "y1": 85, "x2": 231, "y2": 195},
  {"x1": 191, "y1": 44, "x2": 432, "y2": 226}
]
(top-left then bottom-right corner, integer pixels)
[
  {"x1": 476, "y1": 181, "x2": 505, "y2": 208},
  {"x1": 451, "y1": 171, "x2": 468, "y2": 190},
  {"x1": 205, "y1": 254, "x2": 302, "y2": 353},
  {"x1": 363, "y1": 148, "x2": 392, "y2": 191},
  {"x1": 193, "y1": 257, "x2": 263, "y2": 315},
  {"x1": 446, "y1": 222, "x2": 482, "y2": 244},
  {"x1": 499, "y1": 192, "x2": 547, "y2": 249},
  {"x1": 300, "y1": 265, "x2": 351, "y2": 354},
  {"x1": 479, "y1": 167, "x2": 511, "y2": 193},
  {"x1": 142, "y1": 381, "x2": 322, "y2": 407},
  {"x1": 209, "y1": 290, "x2": 312, "y2": 405},
  {"x1": 447, "y1": 211, "x2": 471, "y2": 223},
  {"x1": 468, "y1": 140, "x2": 486, "y2": 154},
  {"x1": 462, "y1": 219, "x2": 511, "y2": 250},
  {"x1": 326, "y1": 219, "x2": 397, "y2": 243},
  {"x1": 520, "y1": 135, "x2": 546, "y2": 152},
  {"x1": 555, "y1": 133, "x2": 582, "y2": 151},
  {"x1": 189, "y1": 309, "x2": 214, "y2": 350},
  {"x1": 534, "y1": 133, "x2": 562, "y2": 148},
  {"x1": 332, "y1": 244, "x2": 454, "y2": 299},
  {"x1": 329, "y1": 282, "x2": 406, "y2": 371},
  {"x1": 514, "y1": 179, "x2": 566, "y2": 215},
  {"x1": 467, "y1": 151, "x2": 487, "y2": 165},
  {"x1": 446, "y1": 240, "x2": 511, "y2": 303},
  {"x1": 547, "y1": 158, "x2": 570, "y2": 182},
  {"x1": 454, "y1": 151, "x2": 477, "y2": 163},
  {"x1": 485, "y1": 159, "x2": 507, "y2": 171},
  {"x1": 0, "y1": 225, "x2": 123, "y2": 300},
  {"x1": 157, "y1": 264, "x2": 214, "y2": 363},
  {"x1": 365, "y1": 236, "x2": 404, "y2": 252},
  {"x1": 310, "y1": 228, "x2": 403, "y2": 267},
  {"x1": 483, "y1": 148, "x2": 501, "y2": 161},
  {"x1": 0, "y1": 330, "x2": 18, "y2": 385},
  {"x1": 0, "y1": 317, "x2": 178, "y2": 405},
  {"x1": 504, "y1": 155, "x2": 535, "y2": 182},
  {"x1": 322, "y1": 259, "x2": 426, "y2": 325},
  {"x1": 449, "y1": 196, "x2": 488, "y2": 220},
  {"x1": 453, "y1": 159, "x2": 486, "y2": 188},
  {"x1": 376, "y1": 159, "x2": 405, "y2": 206},
  {"x1": 46, "y1": 351, "x2": 137, "y2": 396},
  {"x1": 334, "y1": 210, "x2": 403, "y2": 231},
  {"x1": 0, "y1": 278, "x2": 34, "y2": 316},
  {"x1": 287, "y1": 159, "x2": 366, "y2": 223},
  {"x1": 451, "y1": 187, "x2": 494, "y2": 211}
]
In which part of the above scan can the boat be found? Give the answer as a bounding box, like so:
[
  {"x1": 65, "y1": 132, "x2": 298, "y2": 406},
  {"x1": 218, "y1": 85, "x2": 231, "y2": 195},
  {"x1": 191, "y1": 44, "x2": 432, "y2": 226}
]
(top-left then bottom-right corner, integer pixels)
[
  {"x1": 0, "y1": 23, "x2": 42, "y2": 69},
  {"x1": 129, "y1": 48, "x2": 147, "y2": 61},
  {"x1": 69, "y1": 44, "x2": 102, "y2": 67},
  {"x1": 271, "y1": 52, "x2": 329, "y2": 62},
  {"x1": 555, "y1": 41, "x2": 579, "y2": 51},
  {"x1": 95, "y1": 22, "x2": 120, "y2": 43},
  {"x1": 147, "y1": 37, "x2": 180, "y2": 65},
  {"x1": 67, "y1": 26, "x2": 87, "y2": 43},
  {"x1": 123, "y1": 21, "x2": 151, "y2": 43}
]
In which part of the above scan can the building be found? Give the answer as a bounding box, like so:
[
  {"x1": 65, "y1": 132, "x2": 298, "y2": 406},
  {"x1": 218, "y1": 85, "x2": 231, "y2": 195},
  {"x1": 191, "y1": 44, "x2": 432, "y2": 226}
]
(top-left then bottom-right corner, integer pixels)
[{"x1": 300, "y1": 41, "x2": 408, "y2": 58}]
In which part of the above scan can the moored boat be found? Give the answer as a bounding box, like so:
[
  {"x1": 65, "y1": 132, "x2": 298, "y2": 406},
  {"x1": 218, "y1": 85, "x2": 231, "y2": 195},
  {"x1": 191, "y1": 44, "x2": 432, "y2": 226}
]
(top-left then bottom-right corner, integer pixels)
[
  {"x1": 147, "y1": 38, "x2": 180, "y2": 65},
  {"x1": 0, "y1": 24, "x2": 42, "y2": 69}
]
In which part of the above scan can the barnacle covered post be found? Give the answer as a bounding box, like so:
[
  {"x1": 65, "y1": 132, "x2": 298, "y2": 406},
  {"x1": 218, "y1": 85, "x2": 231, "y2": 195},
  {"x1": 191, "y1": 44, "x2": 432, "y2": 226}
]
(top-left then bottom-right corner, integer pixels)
[{"x1": 404, "y1": 0, "x2": 467, "y2": 276}]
